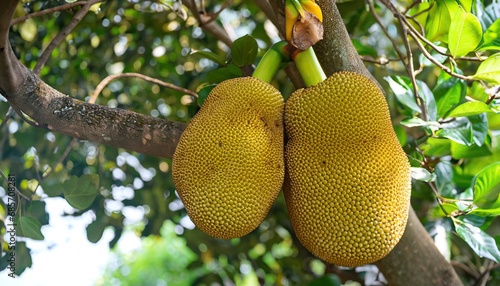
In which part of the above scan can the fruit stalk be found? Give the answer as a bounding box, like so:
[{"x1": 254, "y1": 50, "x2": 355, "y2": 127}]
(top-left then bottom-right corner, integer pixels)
[
  {"x1": 253, "y1": 40, "x2": 291, "y2": 83},
  {"x1": 292, "y1": 47, "x2": 326, "y2": 87}
]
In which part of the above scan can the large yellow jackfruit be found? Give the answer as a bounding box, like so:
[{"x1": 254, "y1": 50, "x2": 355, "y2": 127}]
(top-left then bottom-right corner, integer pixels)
[
  {"x1": 284, "y1": 71, "x2": 411, "y2": 267},
  {"x1": 172, "y1": 77, "x2": 284, "y2": 239}
]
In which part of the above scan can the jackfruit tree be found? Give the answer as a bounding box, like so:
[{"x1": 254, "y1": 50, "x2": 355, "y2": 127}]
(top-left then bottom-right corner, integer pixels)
[{"x1": 0, "y1": 0, "x2": 500, "y2": 285}]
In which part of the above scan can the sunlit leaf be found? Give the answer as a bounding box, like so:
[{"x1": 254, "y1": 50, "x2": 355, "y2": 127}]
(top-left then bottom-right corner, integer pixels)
[
  {"x1": 479, "y1": 18, "x2": 500, "y2": 51},
  {"x1": 472, "y1": 162, "x2": 500, "y2": 212},
  {"x1": 473, "y1": 53, "x2": 500, "y2": 84},
  {"x1": 400, "y1": 117, "x2": 439, "y2": 128},
  {"x1": 447, "y1": 101, "x2": 493, "y2": 118},
  {"x1": 420, "y1": 138, "x2": 451, "y2": 157},
  {"x1": 426, "y1": 0, "x2": 457, "y2": 42},
  {"x1": 453, "y1": 218, "x2": 500, "y2": 262},
  {"x1": 410, "y1": 167, "x2": 436, "y2": 182},
  {"x1": 63, "y1": 174, "x2": 99, "y2": 210},
  {"x1": 450, "y1": 140, "x2": 492, "y2": 159},
  {"x1": 448, "y1": 9, "x2": 482, "y2": 57}
]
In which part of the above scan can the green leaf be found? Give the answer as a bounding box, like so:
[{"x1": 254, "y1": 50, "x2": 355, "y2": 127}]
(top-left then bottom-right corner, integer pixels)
[
  {"x1": 420, "y1": 138, "x2": 451, "y2": 157},
  {"x1": 385, "y1": 76, "x2": 421, "y2": 113},
  {"x1": 207, "y1": 63, "x2": 242, "y2": 84},
  {"x1": 472, "y1": 162, "x2": 500, "y2": 211},
  {"x1": 0, "y1": 242, "x2": 32, "y2": 276},
  {"x1": 447, "y1": 101, "x2": 493, "y2": 118},
  {"x1": 231, "y1": 34, "x2": 258, "y2": 67},
  {"x1": 453, "y1": 218, "x2": 500, "y2": 262},
  {"x1": 448, "y1": 9, "x2": 482, "y2": 57},
  {"x1": 410, "y1": 167, "x2": 436, "y2": 182},
  {"x1": 197, "y1": 84, "x2": 216, "y2": 107},
  {"x1": 434, "y1": 77, "x2": 465, "y2": 118},
  {"x1": 352, "y1": 39, "x2": 378, "y2": 57},
  {"x1": 470, "y1": 114, "x2": 489, "y2": 146},
  {"x1": 437, "y1": 117, "x2": 473, "y2": 146},
  {"x1": 417, "y1": 80, "x2": 438, "y2": 121},
  {"x1": 87, "y1": 218, "x2": 106, "y2": 243},
  {"x1": 479, "y1": 18, "x2": 500, "y2": 51},
  {"x1": 451, "y1": 140, "x2": 492, "y2": 159},
  {"x1": 425, "y1": 0, "x2": 457, "y2": 42},
  {"x1": 63, "y1": 174, "x2": 99, "y2": 210},
  {"x1": 190, "y1": 49, "x2": 226, "y2": 66},
  {"x1": 400, "y1": 117, "x2": 440, "y2": 129},
  {"x1": 473, "y1": 53, "x2": 500, "y2": 84},
  {"x1": 309, "y1": 274, "x2": 342, "y2": 286},
  {"x1": 17, "y1": 216, "x2": 44, "y2": 240},
  {"x1": 435, "y1": 161, "x2": 455, "y2": 197}
]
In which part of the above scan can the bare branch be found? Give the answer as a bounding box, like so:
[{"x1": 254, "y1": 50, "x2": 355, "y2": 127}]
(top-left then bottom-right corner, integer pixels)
[
  {"x1": 10, "y1": 1, "x2": 97, "y2": 25},
  {"x1": 90, "y1": 72, "x2": 198, "y2": 104},
  {"x1": 34, "y1": 0, "x2": 103, "y2": 74},
  {"x1": 181, "y1": 0, "x2": 233, "y2": 48}
]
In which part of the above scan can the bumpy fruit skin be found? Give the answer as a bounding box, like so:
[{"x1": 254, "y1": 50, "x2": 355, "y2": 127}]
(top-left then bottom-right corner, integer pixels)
[
  {"x1": 172, "y1": 77, "x2": 284, "y2": 239},
  {"x1": 284, "y1": 72, "x2": 411, "y2": 267}
]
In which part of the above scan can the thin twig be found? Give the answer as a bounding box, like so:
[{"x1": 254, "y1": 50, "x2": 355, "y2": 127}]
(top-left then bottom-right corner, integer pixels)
[
  {"x1": 0, "y1": 168, "x2": 31, "y2": 201},
  {"x1": 10, "y1": 1, "x2": 91, "y2": 25},
  {"x1": 198, "y1": 0, "x2": 233, "y2": 26},
  {"x1": 367, "y1": 0, "x2": 406, "y2": 64},
  {"x1": 90, "y1": 72, "x2": 198, "y2": 104},
  {"x1": 33, "y1": 0, "x2": 103, "y2": 75},
  {"x1": 396, "y1": 13, "x2": 428, "y2": 121},
  {"x1": 407, "y1": 28, "x2": 473, "y2": 81},
  {"x1": 360, "y1": 55, "x2": 402, "y2": 65}
]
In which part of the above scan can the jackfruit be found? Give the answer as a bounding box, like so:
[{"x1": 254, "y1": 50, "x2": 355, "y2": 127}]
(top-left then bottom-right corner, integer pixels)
[
  {"x1": 172, "y1": 77, "x2": 284, "y2": 239},
  {"x1": 284, "y1": 71, "x2": 411, "y2": 267}
]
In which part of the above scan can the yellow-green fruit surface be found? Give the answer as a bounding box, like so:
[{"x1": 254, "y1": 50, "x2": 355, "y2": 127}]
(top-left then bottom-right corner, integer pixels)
[
  {"x1": 172, "y1": 77, "x2": 284, "y2": 239},
  {"x1": 284, "y1": 72, "x2": 411, "y2": 267}
]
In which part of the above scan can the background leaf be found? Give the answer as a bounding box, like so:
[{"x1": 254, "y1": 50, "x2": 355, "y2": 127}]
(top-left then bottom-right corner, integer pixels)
[
  {"x1": 63, "y1": 174, "x2": 99, "y2": 210},
  {"x1": 231, "y1": 34, "x2": 258, "y2": 67},
  {"x1": 17, "y1": 216, "x2": 44, "y2": 240}
]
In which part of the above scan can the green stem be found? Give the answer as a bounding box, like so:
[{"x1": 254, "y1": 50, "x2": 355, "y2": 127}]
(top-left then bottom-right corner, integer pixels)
[
  {"x1": 292, "y1": 47, "x2": 326, "y2": 87},
  {"x1": 253, "y1": 41, "x2": 291, "y2": 83}
]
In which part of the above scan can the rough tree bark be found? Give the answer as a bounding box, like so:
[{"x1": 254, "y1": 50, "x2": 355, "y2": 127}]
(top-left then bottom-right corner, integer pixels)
[{"x1": 0, "y1": 0, "x2": 463, "y2": 285}]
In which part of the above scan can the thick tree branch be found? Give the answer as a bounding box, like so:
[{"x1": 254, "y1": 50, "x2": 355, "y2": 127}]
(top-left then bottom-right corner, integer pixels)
[
  {"x1": 5, "y1": 67, "x2": 186, "y2": 158},
  {"x1": 0, "y1": 0, "x2": 186, "y2": 159}
]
